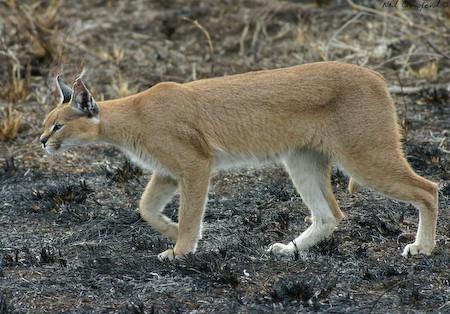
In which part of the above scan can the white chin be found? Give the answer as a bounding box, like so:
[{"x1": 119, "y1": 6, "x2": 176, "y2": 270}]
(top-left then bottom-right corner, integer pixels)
[
  {"x1": 44, "y1": 147, "x2": 57, "y2": 155},
  {"x1": 44, "y1": 145, "x2": 60, "y2": 155}
]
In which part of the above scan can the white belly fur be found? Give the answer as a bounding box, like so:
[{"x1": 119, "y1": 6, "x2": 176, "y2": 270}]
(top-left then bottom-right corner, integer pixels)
[
  {"x1": 212, "y1": 149, "x2": 283, "y2": 171},
  {"x1": 121, "y1": 145, "x2": 284, "y2": 175},
  {"x1": 121, "y1": 146, "x2": 168, "y2": 175}
]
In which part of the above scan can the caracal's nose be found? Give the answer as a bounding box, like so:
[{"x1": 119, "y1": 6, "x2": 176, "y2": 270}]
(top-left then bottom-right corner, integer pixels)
[{"x1": 40, "y1": 135, "x2": 48, "y2": 147}]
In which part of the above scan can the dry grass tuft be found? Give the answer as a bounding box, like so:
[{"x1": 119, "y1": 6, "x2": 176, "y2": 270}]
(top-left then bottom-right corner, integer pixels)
[
  {"x1": 1, "y1": 0, "x2": 62, "y2": 59},
  {"x1": 99, "y1": 44, "x2": 125, "y2": 64},
  {"x1": 183, "y1": 17, "x2": 215, "y2": 75},
  {"x1": 0, "y1": 105, "x2": 22, "y2": 142},
  {"x1": 412, "y1": 62, "x2": 439, "y2": 80},
  {"x1": 112, "y1": 73, "x2": 136, "y2": 98},
  {"x1": 0, "y1": 39, "x2": 30, "y2": 103},
  {"x1": 2, "y1": 63, "x2": 30, "y2": 103}
]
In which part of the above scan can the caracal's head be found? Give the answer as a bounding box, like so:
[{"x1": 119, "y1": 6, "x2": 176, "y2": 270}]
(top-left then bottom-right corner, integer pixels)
[{"x1": 40, "y1": 76, "x2": 100, "y2": 155}]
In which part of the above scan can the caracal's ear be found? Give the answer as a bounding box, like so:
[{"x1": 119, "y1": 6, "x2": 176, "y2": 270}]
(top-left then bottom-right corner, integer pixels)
[
  {"x1": 56, "y1": 75, "x2": 73, "y2": 104},
  {"x1": 71, "y1": 78, "x2": 99, "y2": 118}
]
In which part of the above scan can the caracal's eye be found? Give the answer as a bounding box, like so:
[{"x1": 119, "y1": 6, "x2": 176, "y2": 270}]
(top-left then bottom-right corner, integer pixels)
[{"x1": 52, "y1": 123, "x2": 64, "y2": 132}]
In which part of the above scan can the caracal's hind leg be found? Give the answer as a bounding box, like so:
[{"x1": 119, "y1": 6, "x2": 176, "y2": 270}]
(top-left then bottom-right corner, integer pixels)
[
  {"x1": 139, "y1": 172, "x2": 179, "y2": 241},
  {"x1": 340, "y1": 150, "x2": 438, "y2": 257},
  {"x1": 268, "y1": 150, "x2": 344, "y2": 257}
]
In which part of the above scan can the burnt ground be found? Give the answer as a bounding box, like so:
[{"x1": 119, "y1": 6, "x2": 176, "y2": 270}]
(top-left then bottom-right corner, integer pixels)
[{"x1": 0, "y1": 1, "x2": 449, "y2": 313}]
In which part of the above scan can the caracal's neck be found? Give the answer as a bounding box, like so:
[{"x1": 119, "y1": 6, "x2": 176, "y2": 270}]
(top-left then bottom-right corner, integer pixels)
[{"x1": 97, "y1": 93, "x2": 143, "y2": 146}]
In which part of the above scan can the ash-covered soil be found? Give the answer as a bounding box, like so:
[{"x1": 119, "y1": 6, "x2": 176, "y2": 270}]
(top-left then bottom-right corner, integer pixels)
[{"x1": 0, "y1": 1, "x2": 449, "y2": 313}]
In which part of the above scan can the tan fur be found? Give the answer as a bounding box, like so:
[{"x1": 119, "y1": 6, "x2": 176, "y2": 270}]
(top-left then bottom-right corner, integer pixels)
[
  {"x1": 348, "y1": 178, "x2": 359, "y2": 194},
  {"x1": 40, "y1": 62, "x2": 439, "y2": 260}
]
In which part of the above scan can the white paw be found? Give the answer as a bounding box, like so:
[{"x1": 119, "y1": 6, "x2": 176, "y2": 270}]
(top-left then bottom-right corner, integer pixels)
[
  {"x1": 157, "y1": 248, "x2": 176, "y2": 261},
  {"x1": 267, "y1": 242, "x2": 295, "y2": 257},
  {"x1": 401, "y1": 242, "x2": 434, "y2": 257}
]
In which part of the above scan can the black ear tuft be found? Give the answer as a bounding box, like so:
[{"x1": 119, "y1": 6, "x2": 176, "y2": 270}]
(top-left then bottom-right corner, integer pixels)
[
  {"x1": 72, "y1": 78, "x2": 99, "y2": 118},
  {"x1": 56, "y1": 75, "x2": 72, "y2": 104}
]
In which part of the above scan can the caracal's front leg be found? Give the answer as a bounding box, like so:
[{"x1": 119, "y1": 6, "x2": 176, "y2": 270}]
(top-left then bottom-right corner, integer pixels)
[
  {"x1": 139, "y1": 172, "x2": 179, "y2": 240},
  {"x1": 158, "y1": 162, "x2": 211, "y2": 261}
]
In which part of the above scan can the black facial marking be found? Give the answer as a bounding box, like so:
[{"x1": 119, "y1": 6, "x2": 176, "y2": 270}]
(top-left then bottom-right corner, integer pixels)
[{"x1": 53, "y1": 123, "x2": 64, "y2": 132}]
